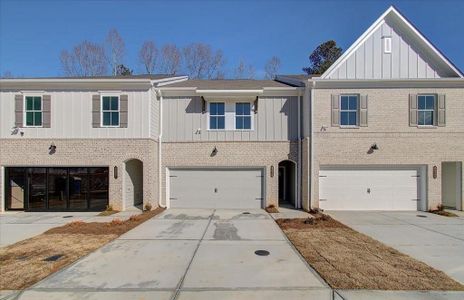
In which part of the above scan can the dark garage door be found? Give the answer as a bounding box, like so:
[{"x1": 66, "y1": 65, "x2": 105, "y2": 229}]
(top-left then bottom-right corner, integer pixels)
[{"x1": 4, "y1": 167, "x2": 109, "y2": 211}]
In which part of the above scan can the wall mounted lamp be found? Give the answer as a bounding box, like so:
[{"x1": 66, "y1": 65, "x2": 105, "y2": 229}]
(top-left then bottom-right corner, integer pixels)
[
  {"x1": 48, "y1": 142, "x2": 56, "y2": 154},
  {"x1": 211, "y1": 146, "x2": 218, "y2": 157}
]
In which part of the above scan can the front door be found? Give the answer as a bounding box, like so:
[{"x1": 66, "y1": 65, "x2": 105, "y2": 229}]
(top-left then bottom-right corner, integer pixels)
[{"x1": 5, "y1": 167, "x2": 26, "y2": 210}]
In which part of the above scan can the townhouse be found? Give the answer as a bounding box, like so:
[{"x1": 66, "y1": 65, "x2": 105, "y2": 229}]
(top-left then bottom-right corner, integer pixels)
[{"x1": 1, "y1": 6, "x2": 463, "y2": 213}]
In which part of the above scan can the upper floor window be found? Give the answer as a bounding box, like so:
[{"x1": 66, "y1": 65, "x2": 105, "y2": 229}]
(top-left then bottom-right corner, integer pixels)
[
  {"x1": 340, "y1": 95, "x2": 358, "y2": 126},
  {"x1": 417, "y1": 95, "x2": 435, "y2": 126},
  {"x1": 25, "y1": 96, "x2": 42, "y2": 127},
  {"x1": 209, "y1": 102, "x2": 225, "y2": 130},
  {"x1": 101, "y1": 96, "x2": 119, "y2": 127},
  {"x1": 235, "y1": 103, "x2": 251, "y2": 130}
]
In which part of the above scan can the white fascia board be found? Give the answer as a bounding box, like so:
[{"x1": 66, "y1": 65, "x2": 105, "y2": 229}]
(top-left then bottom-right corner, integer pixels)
[
  {"x1": 152, "y1": 76, "x2": 189, "y2": 85},
  {"x1": 311, "y1": 78, "x2": 464, "y2": 89},
  {"x1": 196, "y1": 89, "x2": 264, "y2": 96},
  {"x1": 0, "y1": 80, "x2": 153, "y2": 90}
]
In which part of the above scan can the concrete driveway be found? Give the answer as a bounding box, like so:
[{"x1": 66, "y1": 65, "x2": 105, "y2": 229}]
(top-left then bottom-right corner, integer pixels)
[
  {"x1": 0, "y1": 211, "x2": 138, "y2": 247},
  {"x1": 328, "y1": 211, "x2": 464, "y2": 284},
  {"x1": 17, "y1": 209, "x2": 331, "y2": 300}
]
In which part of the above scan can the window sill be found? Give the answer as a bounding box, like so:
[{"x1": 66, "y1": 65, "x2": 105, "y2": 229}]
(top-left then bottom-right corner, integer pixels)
[
  {"x1": 339, "y1": 125, "x2": 360, "y2": 129},
  {"x1": 100, "y1": 126, "x2": 121, "y2": 128},
  {"x1": 23, "y1": 126, "x2": 44, "y2": 128},
  {"x1": 207, "y1": 129, "x2": 254, "y2": 132},
  {"x1": 417, "y1": 125, "x2": 437, "y2": 129}
]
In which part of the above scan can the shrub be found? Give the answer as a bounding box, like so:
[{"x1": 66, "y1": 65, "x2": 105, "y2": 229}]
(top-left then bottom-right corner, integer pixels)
[
  {"x1": 105, "y1": 204, "x2": 114, "y2": 211},
  {"x1": 144, "y1": 202, "x2": 152, "y2": 211}
]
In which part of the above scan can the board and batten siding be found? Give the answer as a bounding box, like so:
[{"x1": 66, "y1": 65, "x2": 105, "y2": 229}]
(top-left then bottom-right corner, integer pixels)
[
  {"x1": 0, "y1": 90, "x2": 151, "y2": 139},
  {"x1": 162, "y1": 96, "x2": 299, "y2": 142},
  {"x1": 328, "y1": 20, "x2": 441, "y2": 79}
]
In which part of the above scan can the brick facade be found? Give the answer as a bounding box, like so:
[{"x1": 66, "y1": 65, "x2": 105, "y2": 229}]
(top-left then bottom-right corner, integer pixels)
[{"x1": 0, "y1": 139, "x2": 158, "y2": 211}]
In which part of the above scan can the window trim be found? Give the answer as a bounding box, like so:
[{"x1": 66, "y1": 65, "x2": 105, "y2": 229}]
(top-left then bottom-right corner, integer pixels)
[
  {"x1": 100, "y1": 95, "x2": 120, "y2": 128},
  {"x1": 23, "y1": 95, "x2": 43, "y2": 128},
  {"x1": 339, "y1": 94, "x2": 359, "y2": 128},
  {"x1": 234, "y1": 102, "x2": 253, "y2": 131},
  {"x1": 384, "y1": 36, "x2": 392, "y2": 54},
  {"x1": 417, "y1": 94, "x2": 437, "y2": 127},
  {"x1": 207, "y1": 102, "x2": 226, "y2": 131}
]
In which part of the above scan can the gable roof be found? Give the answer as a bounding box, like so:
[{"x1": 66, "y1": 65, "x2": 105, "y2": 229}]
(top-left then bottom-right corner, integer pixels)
[{"x1": 321, "y1": 6, "x2": 463, "y2": 79}]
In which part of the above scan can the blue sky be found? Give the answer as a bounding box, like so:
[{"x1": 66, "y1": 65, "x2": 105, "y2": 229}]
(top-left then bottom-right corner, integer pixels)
[{"x1": 1, "y1": 0, "x2": 463, "y2": 78}]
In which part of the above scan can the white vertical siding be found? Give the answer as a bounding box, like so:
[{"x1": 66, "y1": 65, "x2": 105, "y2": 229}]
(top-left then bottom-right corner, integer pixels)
[
  {"x1": 328, "y1": 20, "x2": 442, "y2": 80},
  {"x1": 0, "y1": 90, "x2": 151, "y2": 139}
]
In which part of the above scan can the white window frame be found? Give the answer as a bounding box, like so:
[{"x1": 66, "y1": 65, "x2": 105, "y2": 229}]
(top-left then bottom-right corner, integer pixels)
[
  {"x1": 339, "y1": 94, "x2": 359, "y2": 128},
  {"x1": 23, "y1": 95, "x2": 43, "y2": 128},
  {"x1": 417, "y1": 94, "x2": 436, "y2": 127},
  {"x1": 234, "y1": 102, "x2": 253, "y2": 131},
  {"x1": 208, "y1": 102, "x2": 226, "y2": 130},
  {"x1": 384, "y1": 36, "x2": 392, "y2": 53},
  {"x1": 100, "y1": 95, "x2": 120, "y2": 128}
]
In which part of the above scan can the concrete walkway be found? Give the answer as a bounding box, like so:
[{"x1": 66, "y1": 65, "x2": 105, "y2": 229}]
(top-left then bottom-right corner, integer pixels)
[
  {"x1": 328, "y1": 211, "x2": 464, "y2": 284},
  {"x1": 15, "y1": 209, "x2": 331, "y2": 300},
  {"x1": 0, "y1": 211, "x2": 138, "y2": 247}
]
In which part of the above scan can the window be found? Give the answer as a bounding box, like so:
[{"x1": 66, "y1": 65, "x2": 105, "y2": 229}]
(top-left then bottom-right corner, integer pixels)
[
  {"x1": 25, "y1": 96, "x2": 42, "y2": 127},
  {"x1": 101, "y1": 96, "x2": 119, "y2": 127},
  {"x1": 384, "y1": 37, "x2": 392, "y2": 53},
  {"x1": 418, "y1": 95, "x2": 436, "y2": 126},
  {"x1": 209, "y1": 102, "x2": 225, "y2": 130},
  {"x1": 340, "y1": 95, "x2": 358, "y2": 126},
  {"x1": 235, "y1": 103, "x2": 251, "y2": 130}
]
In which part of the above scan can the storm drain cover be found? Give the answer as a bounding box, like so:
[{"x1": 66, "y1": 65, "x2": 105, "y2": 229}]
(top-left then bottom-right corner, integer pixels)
[
  {"x1": 63, "y1": 215, "x2": 73, "y2": 218},
  {"x1": 44, "y1": 254, "x2": 64, "y2": 262},
  {"x1": 254, "y1": 250, "x2": 270, "y2": 256},
  {"x1": 242, "y1": 212, "x2": 251, "y2": 215},
  {"x1": 416, "y1": 215, "x2": 427, "y2": 218}
]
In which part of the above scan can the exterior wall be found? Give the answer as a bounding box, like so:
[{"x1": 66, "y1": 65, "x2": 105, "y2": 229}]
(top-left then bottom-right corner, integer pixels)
[
  {"x1": 150, "y1": 88, "x2": 160, "y2": 140},
  {"x1": 161, "y1": 141, "x2": 299, "y2": 208},
  {"x1": 311, "y1": 87, "x2": 464, "y2": 210},
  {"x1": 301, "y1": 137, "x2": 311, "y2": 211},
  {"x1": 0, "y1": 89, "x2": 152, "y2": 139},
  {"x1": 0, "y1": 139, "x2": 158, "y2": 211},
  {"x1": 327, "y1": 19, "x2": 442, "y2": 79},
  {"x1": 162, "y1": 96, "x2": 299, "y2": 142}
]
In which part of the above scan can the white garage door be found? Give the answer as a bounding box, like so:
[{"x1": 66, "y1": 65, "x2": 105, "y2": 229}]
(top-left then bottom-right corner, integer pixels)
[
  {"x1": 169, "y1": 168, "x2": 263, "y2": 209},
  {"x1": 319, "y1": 167, "x2": 424, "y2": 211}
]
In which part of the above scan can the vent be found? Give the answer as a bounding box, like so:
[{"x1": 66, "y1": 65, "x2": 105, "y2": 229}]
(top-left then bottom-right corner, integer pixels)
[{"x1": 384, "y1": 37, "x2": 392, "y2": 53}]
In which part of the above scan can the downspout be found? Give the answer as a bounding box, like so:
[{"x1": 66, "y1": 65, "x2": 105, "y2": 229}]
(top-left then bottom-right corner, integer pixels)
[
  {"x1": 297, "y1": 90, "x2": 302, "y2": 209},
  {"x1": 155, "y1": 87, "x2": 166, "y2": 208},
  {"x1": 309, "y1": 80, "x2": 316, "y2": 210}
]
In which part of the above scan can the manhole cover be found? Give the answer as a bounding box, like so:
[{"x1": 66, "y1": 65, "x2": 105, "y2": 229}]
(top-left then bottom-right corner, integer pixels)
[
  {"x1": 416, "y1": 215, "x2": 427, "y2": 218},
  {"x1": 44, "y1": 254, "x2": 64, "y2": 262},
  {"x1": 242, "y1": 212, "x2": 251, "y2": 215},
  {"x1": 254, "y1": 250, "x2": 270, "y2": 256},
  {"x1": 63, "y1": 215, "x2": 73, "y2": 218}
]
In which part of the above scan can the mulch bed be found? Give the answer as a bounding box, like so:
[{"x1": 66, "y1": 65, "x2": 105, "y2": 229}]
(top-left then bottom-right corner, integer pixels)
[
  {"x1": 0, "y1": 207, "x2": 164, "y2": 290},
  {"x1": 276, "y1": 214, "x2": 464, "y2": 291}
]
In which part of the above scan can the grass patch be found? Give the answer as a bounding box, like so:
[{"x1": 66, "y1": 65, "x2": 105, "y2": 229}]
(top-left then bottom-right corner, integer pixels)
[
  {"x1": 429, "y1": 210, "x2": 458, "y2": 217},
  {"x1": 97, "y1": 210, "x2": 119, "y2": 216},
  {"x1": 0, "y1": 207, "x2": 164, "y2": 290},
  {"x1": 265, "y1": 205, "x2": 279, "y2": 213},
  {"x1": 276, "y1": 215, "x2": 464, "y2": 291}
]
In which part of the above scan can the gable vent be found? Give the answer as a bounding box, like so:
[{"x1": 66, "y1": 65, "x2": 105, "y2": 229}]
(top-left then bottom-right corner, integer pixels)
[{"x1": 384, "y1": 36, "x2": 392, "y2": 53}]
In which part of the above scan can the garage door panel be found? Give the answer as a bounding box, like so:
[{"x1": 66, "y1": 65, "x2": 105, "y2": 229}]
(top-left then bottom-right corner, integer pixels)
[
  {"x1": 320, "y1": 168, "x2": 422, "y2": 211},
  {"x1": 169, "y1": 169, "x2": 263, "y2": 209}
]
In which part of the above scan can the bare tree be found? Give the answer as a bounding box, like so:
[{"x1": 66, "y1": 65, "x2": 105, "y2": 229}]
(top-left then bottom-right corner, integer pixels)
[
  {"x1": 264, "y1": 56, "x2": 281, "y2": 79},
  {"x1": 182, "y1": 43, "x2": 225, "y2": 79},
  {"x1": 159, "y1": 44, "x2": 181, "y2": 75},
  {"x1": 234, "y1": 60, "x2": 255, "y2": 79},
  {"x1": 60, "y1": 41, "x2": 107, "y2": 76},
  {"x1": 105, "y1": 28, "x2": 125, "y2": 75},
  {"x1": 139, "y1": 41, "x2": 158, "y2": 74},
  {"x1": 1, "y1": 70, "x2": 14, "y2": 78}
]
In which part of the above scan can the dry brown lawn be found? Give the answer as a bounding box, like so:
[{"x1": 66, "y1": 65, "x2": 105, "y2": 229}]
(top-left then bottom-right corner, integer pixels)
[
  {"x1": 276, "y1": 215, "x2": 464, "y2": 291},
  {"x1": 0, "y1": 208, "x2": 164, "y2": 290}
]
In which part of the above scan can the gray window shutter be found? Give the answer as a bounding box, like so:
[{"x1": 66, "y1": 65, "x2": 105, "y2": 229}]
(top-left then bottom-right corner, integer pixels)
[
  {"x1": 437, "y1": 94, "x2": 446, "y2": 127},
  {"x1": 42, "y1": 95, "x2": 51, "y2": 128},
  {"x1": 120, "y1": 94, "x2": 128, "y2": 128},
  {"x1": 331, "y1": 94, "x2": 339, "y2": 127},
  {"x1": 359, "y1": 95, "x2": 368, "y2": 127},
  {"x1": 15, "y1": 94, "x2": 23, "y2": 127},
  {"x1": 254, "y1": 97, "x2": 258, "y2": 114},
  {"x1": 409, "y1": 94, "x2": 417, "y2": 127},
  {"x1": 92, "y1": 95, "x2": 101, "y2": 128}
]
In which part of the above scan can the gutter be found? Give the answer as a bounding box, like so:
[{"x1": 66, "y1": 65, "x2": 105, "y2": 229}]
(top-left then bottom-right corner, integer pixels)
[
  {"x1": 155, "y1": 87, "x2": 166, "y2": 208},
  {"x1": 309, "y1": 80, "x2": 316, "y2": 211}
]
